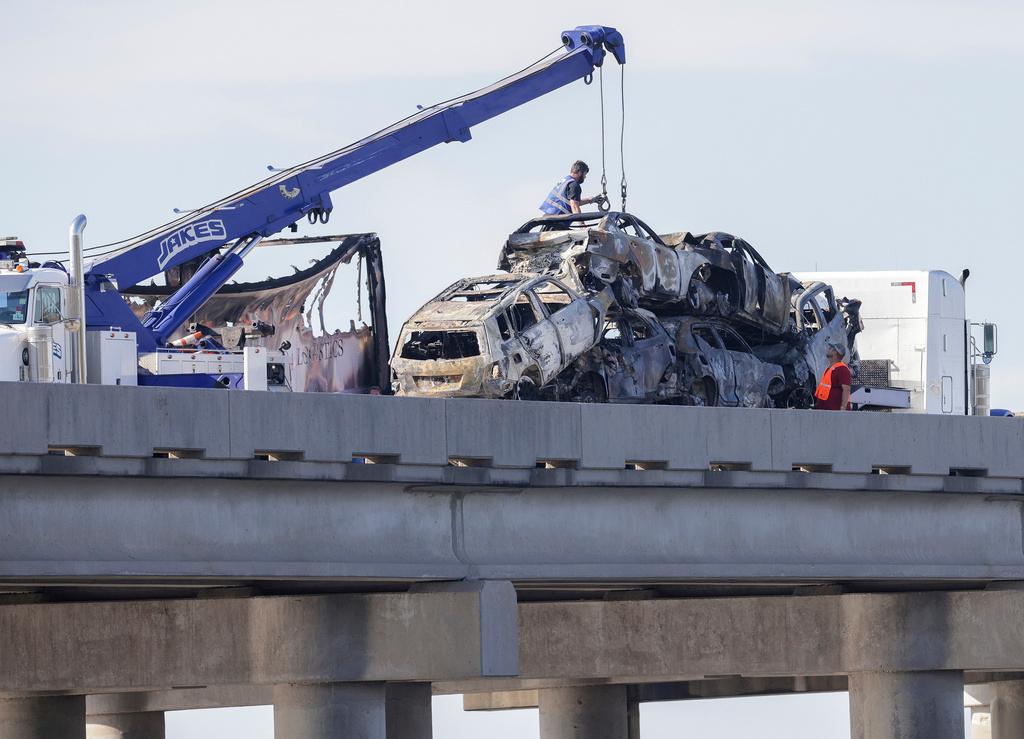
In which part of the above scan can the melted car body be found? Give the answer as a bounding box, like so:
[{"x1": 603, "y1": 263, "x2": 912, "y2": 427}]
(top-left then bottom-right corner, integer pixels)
[
  {"x1": 564, "y1": 309, "x2": 677, "y2": 403},
  {"x1": 395, "y1": 211, "x2": 861, "y2": 408},
  {"x1": 664, "y1": 316, "x2": 787, "y2": 407},
  {"x1": 501, "y1": 212, "x2": 712, "y2": 311},
  {"x1": 391, "y1": 274, "x2": 614, "y2": 398}
]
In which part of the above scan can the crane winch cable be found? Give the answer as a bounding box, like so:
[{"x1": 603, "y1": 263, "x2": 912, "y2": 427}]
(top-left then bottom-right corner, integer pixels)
[
  {"x1": 598, "y1": 66, "x2": 610, "y2": 210},
  {"x1": 619, "y1": 64, "x2": 628, "y2": 212},
  {"x1": 596, "y1": 61, "x2": 627, "y2": 213}
]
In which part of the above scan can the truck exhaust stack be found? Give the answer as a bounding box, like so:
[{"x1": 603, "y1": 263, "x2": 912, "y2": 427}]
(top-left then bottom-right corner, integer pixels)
[{"x1": 68, "y1": 214, "x2": 88, "y2": 384}]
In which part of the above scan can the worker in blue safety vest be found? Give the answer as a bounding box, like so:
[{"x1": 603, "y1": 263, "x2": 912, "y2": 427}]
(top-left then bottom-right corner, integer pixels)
[{"x1": 539, "y1": 161, "x2": 602, "y2": 215}]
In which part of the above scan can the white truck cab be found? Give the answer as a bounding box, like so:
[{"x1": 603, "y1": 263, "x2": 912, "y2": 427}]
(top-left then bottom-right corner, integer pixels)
[
  {"x1": 0, "y1": 238, "x2": 76, "y2": 383},
  {"x1": 1, "y1": 234, "x2": 276, "y2": 390},
  {"x1": 796, "y1": 270, "x2": 987, "y2": 414}
]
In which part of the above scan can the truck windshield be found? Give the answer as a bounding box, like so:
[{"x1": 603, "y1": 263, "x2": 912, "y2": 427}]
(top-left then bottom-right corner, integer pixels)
[{"x1": 0, "y1": 290, "x2": 29, "y2": 324}]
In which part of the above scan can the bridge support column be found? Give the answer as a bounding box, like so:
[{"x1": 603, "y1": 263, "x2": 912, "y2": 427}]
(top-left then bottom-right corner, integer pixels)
[
  {"x1": 627, "y1": 689, "x2": 640, "y2": 739},
  {"x1": 274, "y1": 683, "x2": 386, "y2": 739},
  {"x1": 849, "y1": 671, "x2": 964, "y2": 739},
  {"x1": 0, "y1": 694, "x2": 86, "y2": 739},
  {"x1": 87, "y1": 711, "x2": 165, "y2": 738},
  {"x1": 971, "y1": 706, "x2": 992, "y2": 739},
  {"x1": 991, "y1": 680, "x2": 1024, "y2": 739},
  {"x1": 539, "y1": 685, "x2": 629, "y2": 739},
  {"x1": 385, "y1": 683, "x2": 432, "y2": 739}
]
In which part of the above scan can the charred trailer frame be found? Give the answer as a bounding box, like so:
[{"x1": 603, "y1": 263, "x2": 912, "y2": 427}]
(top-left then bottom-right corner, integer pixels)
[{"x1": 122, "y1": 233, "x2": 391, "y2": 394}]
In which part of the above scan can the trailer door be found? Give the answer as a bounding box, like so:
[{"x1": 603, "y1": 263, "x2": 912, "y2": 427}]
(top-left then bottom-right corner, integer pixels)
[{"x1": 941, "y1": 375, "x2": 953, "y2": 414}]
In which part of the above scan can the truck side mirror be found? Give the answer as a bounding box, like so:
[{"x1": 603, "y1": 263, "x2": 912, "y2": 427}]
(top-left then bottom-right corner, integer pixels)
[
  {"x1": 63, "y1": 318, "x2": 82, "y2": 332},
  {"x1": 983, "y1": 323, "x2": 998, "y2": 357}
]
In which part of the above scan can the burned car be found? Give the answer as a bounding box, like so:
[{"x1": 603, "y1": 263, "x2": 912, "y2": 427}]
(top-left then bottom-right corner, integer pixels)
[
  {"x1": 557, "y1": 309, "x2": 677, "y2": 403},
  {"x1": 746, "y1": 281, "x2": 857, "y2": 408},
  {"x1": 390, "y1": 273, "x2": 613, "y2": 398},
  {"x1": 395, "y1": 209, "x2": 864, "y2": 409},
  {"x1": 501, "y1": 212, "x2": 713, "y2": 311},
  {"x1": 556, "y1": 310, "x2": 786, "y2": 407},
  {"x1": 661, "y1": 231, "x2": 792, "y2": 335},
  {"x1": 501, "y1": 214, "x2": 792, "y2": 337},
  {"x1": 660, "y1": 316, "x2": 788, "y2": 407}
]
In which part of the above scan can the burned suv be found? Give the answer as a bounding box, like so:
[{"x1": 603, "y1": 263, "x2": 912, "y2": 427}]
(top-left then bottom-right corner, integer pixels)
[
  {"x1": 561, "y1": 309, "x2": 786, "y2": 406},
  {"x1": 391, "y1": 274, "x2": 613, "y2": 398}
]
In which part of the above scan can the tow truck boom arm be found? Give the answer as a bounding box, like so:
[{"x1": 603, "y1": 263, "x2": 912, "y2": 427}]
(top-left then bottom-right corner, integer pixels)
[{"x1": 84, "y1": 26, "x2": 625, "y2": 349}]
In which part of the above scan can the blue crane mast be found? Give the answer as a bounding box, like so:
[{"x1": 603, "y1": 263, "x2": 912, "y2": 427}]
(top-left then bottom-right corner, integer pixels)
[{"x1": 82, "y1": 25, "x2": 625, "y2": 352}]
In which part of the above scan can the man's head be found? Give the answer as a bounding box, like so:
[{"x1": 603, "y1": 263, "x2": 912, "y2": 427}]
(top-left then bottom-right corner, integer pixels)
[
  {"x1": 826, "y1": 341, "x2": 846, "y2": 363},
  {"x1": 570, "y1": 160, "x2": 589, "y2": 183}
]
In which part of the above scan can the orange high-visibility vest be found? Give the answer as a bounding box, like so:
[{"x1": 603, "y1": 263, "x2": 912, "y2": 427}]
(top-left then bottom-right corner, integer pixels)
[{"x1": 815, "y1": 361, "x2": 849, "y2": 401}]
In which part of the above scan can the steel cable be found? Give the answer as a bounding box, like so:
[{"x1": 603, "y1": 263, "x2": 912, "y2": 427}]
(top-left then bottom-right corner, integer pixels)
[
  {"x1": 598, "y1": 66, "x2": 608, "y2": 207},
  {"x1": 36, "y1": 46, "x2": 569, "y2": 262},
  {"x1": 619, "y1": 64, "x2": 628, "y2": 212}
]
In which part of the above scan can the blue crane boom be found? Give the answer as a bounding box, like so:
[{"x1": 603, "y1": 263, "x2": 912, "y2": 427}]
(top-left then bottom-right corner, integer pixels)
[{"x1": 83, "y1": 25, "x2": 625, "y2": 350}]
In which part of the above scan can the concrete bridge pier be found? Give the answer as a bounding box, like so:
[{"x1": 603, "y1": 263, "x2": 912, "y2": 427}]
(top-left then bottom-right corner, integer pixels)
[
  {"x1": 0, "y1": 694, "x2": 86, "y2": 739},
  {"x1": 970, "y1": 707, "x2": 991, "y2": 739},
  {"x1": 385, "y1": 683, "x2": 433, "y2": 739},
  {"x1": 538, "y1": 685, "x2": 629, "y2": 739},
  {"x1": 990, "y1": 680, "x2": 1024, "y2": 739},
  {"x1": 86, "y1": 711, "x2": 165, "y2": 739},
  {"x1": 274, "y1": 683, "x2": 387, "y2": 739},
  {"x1": 273, "y1": 682, "x2": 433, "y2": 739},
  {"x1": 849, "y1": 671, "x2": 965, "y2": 739}
]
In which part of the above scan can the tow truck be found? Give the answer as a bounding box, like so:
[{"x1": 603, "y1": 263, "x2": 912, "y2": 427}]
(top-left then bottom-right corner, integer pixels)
[{"x1": 1, "y1": 25, "x2": 626, "y2": 390}]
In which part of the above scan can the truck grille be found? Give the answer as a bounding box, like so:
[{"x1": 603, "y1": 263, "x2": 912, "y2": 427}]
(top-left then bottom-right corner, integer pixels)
[{"x1": 858, "y1": 359, "x2": 891, "y2": 387}]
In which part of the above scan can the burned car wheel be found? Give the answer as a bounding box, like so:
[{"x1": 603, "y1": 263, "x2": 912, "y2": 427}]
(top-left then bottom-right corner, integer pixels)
[
  {"x1": 767, "y1": 378, "x2": 788, "y2": 409},
  {"x1": 691, "y1": 377, "x2": 718, "y2": 407},
  {"x1": 514, "y1": 375, "x2": 539, "y2": 401},
  {"x1": 785, "y1": 386, "x2": 814, "y2": 409},
  {"x1": 570, "y1": 373, "x2": 608, "y2": 404}
]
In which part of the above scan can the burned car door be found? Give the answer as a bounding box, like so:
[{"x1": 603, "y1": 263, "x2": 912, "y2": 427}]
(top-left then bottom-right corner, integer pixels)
[
  {"x1": 622, "y1": 311, "x2": 675, "y2": 398},
  {"x1": 597, "y1": 317, "x2": 643, "y2": 399},
  {"x1": 690, "y1": 324, "x2": 738, "y2": 406},
  {"x1": 795, "y1": 282, "x2": 846, "y2": 384},
  {"x1": 514, "y1": 278, "x2": 601, "y2": 385},
  {"x1": 499, "y1": 290, "x2": 561, "y2": 383},
  {"x1": 731, "y1": 242, "x2": 790, "y2": 334},
  {"x1": 715, "y1": 325, "x2": 779, "y2": 408},
  {"x1": 594, "y1": 312, "x2": 673, "y2": 402},
  {"x1": 532, "y1": 279, "x2": 600, "y2": 365}
]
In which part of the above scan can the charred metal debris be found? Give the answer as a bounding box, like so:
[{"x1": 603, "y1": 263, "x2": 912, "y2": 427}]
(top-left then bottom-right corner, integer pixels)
[
  {"x1": 126, "y1": 234, "x2": 391, "y2": 394},
  {"x1": 391, "y1": 212, "x2": 863, "y2": 407}
]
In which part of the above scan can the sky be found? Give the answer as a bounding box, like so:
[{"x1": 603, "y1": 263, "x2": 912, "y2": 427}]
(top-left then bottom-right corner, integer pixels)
[{"x1": 3, "y1": 0, "x2": 1020, "y2": 735}]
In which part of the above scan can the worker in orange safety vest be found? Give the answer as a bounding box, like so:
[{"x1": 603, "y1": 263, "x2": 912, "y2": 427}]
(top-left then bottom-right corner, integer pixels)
[{"x1": 814, "y1": 342, "x2": 852, "y2": 411}]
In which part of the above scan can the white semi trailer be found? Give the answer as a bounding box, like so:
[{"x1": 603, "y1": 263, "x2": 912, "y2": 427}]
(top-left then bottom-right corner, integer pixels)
[{"x1": 796, "y1": 270, "x2": 996, "y2": 415}]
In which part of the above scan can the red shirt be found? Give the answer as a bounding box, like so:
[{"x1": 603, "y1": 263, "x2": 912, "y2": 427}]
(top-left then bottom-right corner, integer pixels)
[{"x1": 814, "y1": 362, "x2": 852, "y2": 410}]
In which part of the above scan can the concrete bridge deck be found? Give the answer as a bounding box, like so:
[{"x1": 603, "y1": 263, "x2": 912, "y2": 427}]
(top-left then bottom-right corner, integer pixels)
[
  {"x1": 1, "y1": 383, "x2": 1023, "y2": 598},
  {"x1": 2, "y1": 382, "x2": 1024, "y2": 738}
]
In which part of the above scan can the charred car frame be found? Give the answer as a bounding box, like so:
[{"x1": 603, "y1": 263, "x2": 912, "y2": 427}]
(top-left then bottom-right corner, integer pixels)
[{"x1": 394, "y1": 211, "x2": 863, "y2": 408}]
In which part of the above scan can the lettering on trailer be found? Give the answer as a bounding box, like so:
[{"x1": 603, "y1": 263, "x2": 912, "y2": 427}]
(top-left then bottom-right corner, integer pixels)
[
  {"x1": 157, "y1": 220, "x2": 227, "y2": 270},
  {"x1": 297, "y1": 336, "x2": 346, "y2": 365},
  {"x1": 891, "y1": 281, "x2": 917, "y2": 303}
]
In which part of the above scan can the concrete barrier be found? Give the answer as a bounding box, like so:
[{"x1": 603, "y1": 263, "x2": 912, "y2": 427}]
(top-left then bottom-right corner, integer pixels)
[{"x1": 4, "y1": 383, "x2": 1022, "y2": 478}]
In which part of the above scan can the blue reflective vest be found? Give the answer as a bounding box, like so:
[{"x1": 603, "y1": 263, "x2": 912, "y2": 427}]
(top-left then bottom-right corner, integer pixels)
[{"x1": 539, "y1": 175, "x2": 577, "y2": 215}]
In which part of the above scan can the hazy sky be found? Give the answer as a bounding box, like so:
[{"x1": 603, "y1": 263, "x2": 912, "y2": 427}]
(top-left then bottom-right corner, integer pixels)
[{"x1": 4, "y1": 1, "x2": 1020, "y2": 735}]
